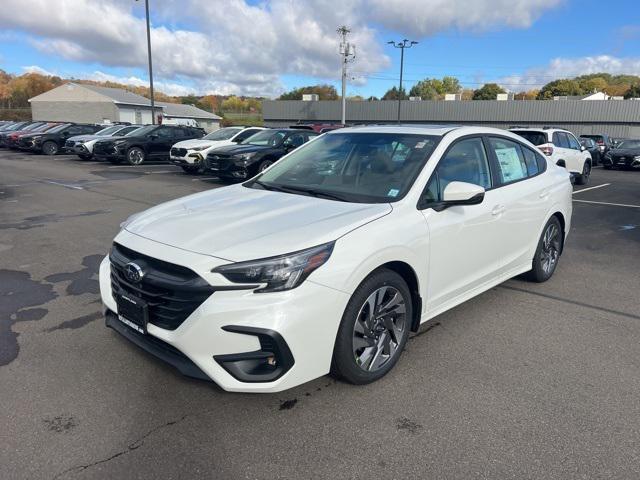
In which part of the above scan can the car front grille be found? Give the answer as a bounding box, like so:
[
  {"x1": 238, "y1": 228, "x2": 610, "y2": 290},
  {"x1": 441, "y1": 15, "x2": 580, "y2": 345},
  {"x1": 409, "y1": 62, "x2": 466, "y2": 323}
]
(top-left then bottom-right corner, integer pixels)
[
  {"x1": 65, "y1": 140, "x2": 76, "y2": 148},
  {"x1": 94, "y1": 143, "x2": 116, "y2": 155},
  {"x1": 109, "y1": 243, "x2": 215, "y2": 330},
  {"x1": 171, "y1": 147, "x2": 188, "y2": 157}
]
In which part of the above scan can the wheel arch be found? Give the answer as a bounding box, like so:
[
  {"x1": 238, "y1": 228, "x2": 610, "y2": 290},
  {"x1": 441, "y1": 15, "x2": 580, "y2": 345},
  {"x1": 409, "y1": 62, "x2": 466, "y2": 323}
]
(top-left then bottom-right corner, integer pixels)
[{"x1": 371, "y1": 261, "x2": 422, "y2": 333}]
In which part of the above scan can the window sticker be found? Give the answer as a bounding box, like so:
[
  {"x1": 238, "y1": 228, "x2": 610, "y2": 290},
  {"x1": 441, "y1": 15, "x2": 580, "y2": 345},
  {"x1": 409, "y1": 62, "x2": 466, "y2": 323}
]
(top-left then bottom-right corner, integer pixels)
[
  {"x1": 495, "y1": 147, "x2": 526, "y2": 181},
  {"x1": 387, "y1": 188, "x2": 400, "y2": 197},
  {"x1": 415, "y1": 141, "x2": 426, "y2": 149}
]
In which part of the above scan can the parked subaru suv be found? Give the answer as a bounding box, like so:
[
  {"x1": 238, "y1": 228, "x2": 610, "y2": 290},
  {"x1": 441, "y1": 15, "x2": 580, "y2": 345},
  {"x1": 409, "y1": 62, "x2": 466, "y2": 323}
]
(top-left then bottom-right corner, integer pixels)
[
  {"x1": 65, "y1": 124, "x2": 142, "y2": 160},
  {"x1": 170, "y1": 126, "x2": 266, "y2": 173},
  {"x1": 22, "y1": 123, "x2": 103, "y2": 155},
  {"x1": 510, "y1": 127, "x2": 592, "y2": 184},
  {"x1": 93, "y1": 125, "x2": 204, "y2": 165},
  {"x1": 100, "y1": 125, "x2": 572, "y2": 392}
]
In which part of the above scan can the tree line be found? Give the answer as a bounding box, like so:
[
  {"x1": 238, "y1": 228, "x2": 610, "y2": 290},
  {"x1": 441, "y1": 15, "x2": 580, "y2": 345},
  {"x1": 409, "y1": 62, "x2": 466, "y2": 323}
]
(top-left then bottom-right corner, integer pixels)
[
  {"x1": 0, "y1": 70, "x2": 264, "y2": 114},
  {"x1": 278, "y1": 73, "x2": 640, "y2": 101}
]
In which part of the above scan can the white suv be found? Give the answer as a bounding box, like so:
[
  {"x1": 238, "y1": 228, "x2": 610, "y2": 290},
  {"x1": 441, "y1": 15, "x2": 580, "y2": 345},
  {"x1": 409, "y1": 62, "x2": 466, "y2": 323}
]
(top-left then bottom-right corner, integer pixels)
[
  {"x1": 100, "y1": 125, "x2": 572, "y2": 392},
  {"x1": 510, "y1": 127, "x2": 592, "y2": 185},
  {"x1": 170, "y1": 126, "x2": 265, "y2": 173}
]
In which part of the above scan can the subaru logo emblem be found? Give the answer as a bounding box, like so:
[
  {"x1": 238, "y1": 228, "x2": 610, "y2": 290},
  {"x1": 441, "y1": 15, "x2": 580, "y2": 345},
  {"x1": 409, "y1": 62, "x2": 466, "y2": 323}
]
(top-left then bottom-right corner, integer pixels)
[{"x1": 124, "y1": 262, "x2": 144, "y2": 283}]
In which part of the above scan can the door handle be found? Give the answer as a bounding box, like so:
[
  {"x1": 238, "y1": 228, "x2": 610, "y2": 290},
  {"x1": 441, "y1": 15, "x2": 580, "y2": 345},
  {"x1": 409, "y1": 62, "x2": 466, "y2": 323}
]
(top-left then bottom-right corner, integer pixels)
[{"x1": 491, "y1": 205, "x2": 506, "y2": 216}]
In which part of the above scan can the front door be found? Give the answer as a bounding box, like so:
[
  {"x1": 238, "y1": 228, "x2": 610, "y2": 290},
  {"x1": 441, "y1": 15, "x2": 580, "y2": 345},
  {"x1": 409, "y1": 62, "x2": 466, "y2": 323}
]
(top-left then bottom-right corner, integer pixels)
[{"x1": 420, "y1": 136, "x2": 504, "y2": 311}]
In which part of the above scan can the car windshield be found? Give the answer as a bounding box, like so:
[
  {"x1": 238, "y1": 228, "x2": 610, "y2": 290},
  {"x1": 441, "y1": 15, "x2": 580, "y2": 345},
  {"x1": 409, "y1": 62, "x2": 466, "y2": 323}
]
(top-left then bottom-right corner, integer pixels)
[
  {"x1": 617, "y1": 140, "x2": 640, "y2": 149},
  {"x1": 23, "y1": 123, "x2": 45, "y2": 131},
  {"x1": 512, "y1": 131, "x2": 548, "y2": 146},
  {"x1": 241, "y1": 129, "x2": 287, "y2": 146},
  {"x1": 96, "y1": 126, "x2": 123, "y2": 136},
  {"x1": 31, "y1": 123, "x2": 54, "y2": 132},
  {"x1": 249, "y1": 132, "x2": 440, "y2": 203},
  {"x1": 126, "y1": 125, "x2": 156, "y2": 136},
  {"x1": 203, "y1": 127, "x2": 242, "y2": 141}
]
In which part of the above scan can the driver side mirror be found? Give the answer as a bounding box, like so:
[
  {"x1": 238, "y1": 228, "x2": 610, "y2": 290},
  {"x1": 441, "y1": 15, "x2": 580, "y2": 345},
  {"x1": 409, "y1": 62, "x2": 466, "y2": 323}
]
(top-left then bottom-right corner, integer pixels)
[
  {"x1": 439, "y1": 182, "x2": 485, "y2": 209},
  {"x1": 149, "y1": 134, "x2": 158, "y2": 140},
  {"x1": 580, "y1": 145, "x2": 586, "y2": 151}
]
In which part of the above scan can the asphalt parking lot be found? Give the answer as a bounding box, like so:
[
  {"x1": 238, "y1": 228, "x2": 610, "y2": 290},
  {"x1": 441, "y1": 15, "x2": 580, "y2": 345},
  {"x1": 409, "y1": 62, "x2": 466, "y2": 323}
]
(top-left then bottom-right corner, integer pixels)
[{"x1": 1, "y1": 150, "x2": 639, "y2": 480}]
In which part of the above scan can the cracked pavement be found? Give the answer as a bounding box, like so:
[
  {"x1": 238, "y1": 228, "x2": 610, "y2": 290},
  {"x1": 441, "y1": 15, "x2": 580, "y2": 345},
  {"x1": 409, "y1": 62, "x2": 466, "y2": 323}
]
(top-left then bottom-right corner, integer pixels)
[{"x1": 1, "y1": 151, "x2": 639, "y2": 479}]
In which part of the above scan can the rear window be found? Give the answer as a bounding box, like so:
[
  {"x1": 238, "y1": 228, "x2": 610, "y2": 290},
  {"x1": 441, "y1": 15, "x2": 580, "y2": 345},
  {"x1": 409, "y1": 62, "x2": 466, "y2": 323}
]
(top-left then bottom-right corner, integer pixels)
[
  {"x1": 581, "y1": 135, "x2": 604, "y2": 143},
  {"x1": 512, "y1": 131, "x2": 548, "y2": 146}
]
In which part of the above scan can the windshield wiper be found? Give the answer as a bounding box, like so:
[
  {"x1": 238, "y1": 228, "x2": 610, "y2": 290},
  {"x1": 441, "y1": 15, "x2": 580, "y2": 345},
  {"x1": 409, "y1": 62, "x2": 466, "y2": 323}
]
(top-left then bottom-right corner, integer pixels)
[{"x1": 250, "y1": 181, "x2": 349, "y2": 202}]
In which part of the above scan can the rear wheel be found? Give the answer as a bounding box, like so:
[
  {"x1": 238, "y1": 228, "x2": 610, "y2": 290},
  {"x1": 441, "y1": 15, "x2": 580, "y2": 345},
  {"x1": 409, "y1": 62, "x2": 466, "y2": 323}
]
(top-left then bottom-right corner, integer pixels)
[
  {"x1": 575, "y1": 161, "x2": 591, "y2": 185},
  {"x1": 126, "y1": 147, "x2": 145, "y2": 166},
  {"x1": 526, "y1": 217, "x2": 563, "y2": 283},
  {"x1": 78, "y1": 154, "x2": 91, "y2": 160},
  {"x1": 42, "y1": 141, "x2": 59, "y2": 156},
  {"x1": 258, "y1": 159, "x2": 274, "y2": 173},
  {"x1": 332, "y1": 269, "x2": 412, "y2": 384}
]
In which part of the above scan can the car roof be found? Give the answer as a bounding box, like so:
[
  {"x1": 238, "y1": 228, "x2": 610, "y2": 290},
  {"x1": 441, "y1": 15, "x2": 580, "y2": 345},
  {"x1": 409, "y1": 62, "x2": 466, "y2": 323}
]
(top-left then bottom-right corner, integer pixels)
[{"x1": 328, "y1": 124, "x2": 461, "y2": 136}]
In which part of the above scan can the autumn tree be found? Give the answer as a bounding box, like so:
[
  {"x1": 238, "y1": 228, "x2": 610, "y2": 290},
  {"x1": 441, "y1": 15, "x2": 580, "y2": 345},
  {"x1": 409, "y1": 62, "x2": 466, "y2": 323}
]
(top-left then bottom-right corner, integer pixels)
[
  {"x1": 536, "y1": 79, "x2": 583, "y2": 99},
  {"x1": 382, "y1": 86, "x2": 407, "y2": 100}
]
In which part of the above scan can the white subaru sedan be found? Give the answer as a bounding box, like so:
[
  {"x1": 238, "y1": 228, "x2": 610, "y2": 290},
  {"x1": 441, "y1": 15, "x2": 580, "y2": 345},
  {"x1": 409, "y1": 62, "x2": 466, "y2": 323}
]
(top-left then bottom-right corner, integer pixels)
[{"x1": 100, "y1": 125, "x2": 572, "y2": 392}]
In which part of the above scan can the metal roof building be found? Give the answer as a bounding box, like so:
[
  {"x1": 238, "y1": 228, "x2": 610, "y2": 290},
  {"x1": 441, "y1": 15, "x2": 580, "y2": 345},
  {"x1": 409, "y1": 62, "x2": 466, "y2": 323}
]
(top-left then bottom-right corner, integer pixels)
[
  {"x1": 263, "y1": 100, "x2": 640, "y2": 138},
  {"x1": 29, "y1": 83, "x2": 221, "y2": 131}
]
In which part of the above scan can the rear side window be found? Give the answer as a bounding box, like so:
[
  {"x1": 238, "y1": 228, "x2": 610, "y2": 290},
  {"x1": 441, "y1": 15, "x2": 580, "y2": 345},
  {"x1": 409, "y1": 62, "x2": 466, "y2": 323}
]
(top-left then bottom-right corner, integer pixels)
[
  {"x1": 522, "y1": 147, "x2": 540, "y2": 176},
  {"x1": 488, "y1": 137, "x2": 529, "y2": 185},
  {"x1": 512, "y1": 131, "x2": 548, "y2": 146}
]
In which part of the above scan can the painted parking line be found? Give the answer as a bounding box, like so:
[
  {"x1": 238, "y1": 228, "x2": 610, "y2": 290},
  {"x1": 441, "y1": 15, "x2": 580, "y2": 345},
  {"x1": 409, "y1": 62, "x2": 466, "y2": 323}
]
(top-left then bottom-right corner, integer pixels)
[
  {"x1": 573, "y1": 199, "x2": 640, "y2": 209},
  {"x1": 193, "y1": 177, "x2": 219, "y2": 181},
  {"x1": 573, "y1": 183, "x2": 611, "y2": 195}
]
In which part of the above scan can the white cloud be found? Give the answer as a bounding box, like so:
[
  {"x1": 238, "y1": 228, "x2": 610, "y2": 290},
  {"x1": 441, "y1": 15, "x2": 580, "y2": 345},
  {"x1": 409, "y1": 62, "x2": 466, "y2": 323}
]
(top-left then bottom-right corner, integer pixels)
[
  {"x1": 21, "y1": 65, "x2": 56, "y2": 76},
  {"x1": 0, "y1": 0, "x2": 565, "y2": 96},
  {"x1": 88, "y1": 71, "x2": 198, "y2": 97},
  {"x1": 498, "y1": 55, "x2": 640, "y2": 91}
]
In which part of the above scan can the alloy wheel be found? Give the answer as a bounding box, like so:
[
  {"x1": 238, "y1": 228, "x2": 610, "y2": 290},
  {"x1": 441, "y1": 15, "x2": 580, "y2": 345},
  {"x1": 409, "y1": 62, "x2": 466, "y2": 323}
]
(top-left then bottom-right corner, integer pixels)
[
  {"x1": 128, "y1": 148, "x2": 144, "y2": 165},
  {"x1": 352, "y1": 286, "x2": 407, "y2": 372},
  {"x1": 259, "y1": 160, "x2": 273, "y2": 172},
  {"x1": 540, "y1": 223, "x2": 561, "y2": 275}
]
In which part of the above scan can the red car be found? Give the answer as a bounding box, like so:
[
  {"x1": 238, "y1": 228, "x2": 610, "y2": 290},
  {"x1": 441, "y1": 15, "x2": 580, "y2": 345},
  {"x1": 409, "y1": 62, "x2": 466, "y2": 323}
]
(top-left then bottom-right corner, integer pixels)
[
  {"x1": 5, "y1": 122, "x2": 61, "y2": 149},
  {"x1": 0, "y1": 122, "x2": 47, "y2": 148}
]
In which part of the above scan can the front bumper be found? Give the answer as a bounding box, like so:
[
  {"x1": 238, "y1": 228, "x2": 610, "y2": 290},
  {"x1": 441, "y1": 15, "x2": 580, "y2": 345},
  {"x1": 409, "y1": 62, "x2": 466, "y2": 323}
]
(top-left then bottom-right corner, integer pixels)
[
  {"x1": 203, "y1": 155, "x2": 252, "y2": 179},
  {"x1": 170, "y1": 148, "x2": 204, "y2": 166},
  {"x1": 99, "y1": 233, "x2": 350, "y2": 392},
  {"x1": 603, "y1": 155, "x2": 640, "y2": 168}
]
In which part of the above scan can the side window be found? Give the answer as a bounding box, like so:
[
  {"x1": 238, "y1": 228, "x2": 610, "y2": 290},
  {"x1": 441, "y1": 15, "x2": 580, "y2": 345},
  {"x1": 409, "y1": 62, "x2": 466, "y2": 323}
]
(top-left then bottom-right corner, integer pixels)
[
  {"x1": 66, "y1": 126, "x2": 83, "y2": 135},
  {"x1": 284, "y1": 133, "x2": 305, "y2": 148},
  {"x1": 488, "y1": 137, "x2": 529, "y2": 185},
  {"x1": 155, "y1": 127, "x2": 174, "y2": 139},
  {"x1": 522, "y1": 147, "x2": 540, "y2": 176},
  {"x1": 567, "y1": 134, "x2": 580, "y2": 150},
  {"x1": 555, "y1": 132, "x2": 570, "y2": 148},
  {"x1": 424, "y1": 137, "x2": 491, "y2": 203},
  {"x1": 233, "y1": 129, "x2": 257, "y2": 142}
]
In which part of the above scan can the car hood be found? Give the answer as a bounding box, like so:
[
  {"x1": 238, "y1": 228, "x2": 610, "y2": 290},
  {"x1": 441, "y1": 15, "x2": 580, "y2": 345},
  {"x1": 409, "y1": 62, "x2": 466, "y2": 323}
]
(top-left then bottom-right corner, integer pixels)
[
  {"x1": 124, "y1": 184, "x2": 392, "y2": 261},
  {"x1": 611, "y1": 148, "x2": 640, "y2": 156},
  {"x1": 68, "y1": 134, "x2": 106, "y2": 142},
  {"x1": 172, "y1": 138, "x2": 232, "y2": 149},
  {"x1": 210, "y1": 144, "x2": 273, "y2": 155}
]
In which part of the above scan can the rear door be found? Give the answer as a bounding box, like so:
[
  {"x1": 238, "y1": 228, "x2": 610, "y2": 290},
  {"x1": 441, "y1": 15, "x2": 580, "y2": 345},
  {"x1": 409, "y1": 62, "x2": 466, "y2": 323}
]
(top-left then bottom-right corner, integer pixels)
[
  {"x1": 150, "y1": 126, "x2": 176, "y2": 157},
  {"x1": 552, "y1": 132, "x2": 575, "y2": 172},
  {"x1": 485, "y1": 136, "x2": 551, "y2": 268}
]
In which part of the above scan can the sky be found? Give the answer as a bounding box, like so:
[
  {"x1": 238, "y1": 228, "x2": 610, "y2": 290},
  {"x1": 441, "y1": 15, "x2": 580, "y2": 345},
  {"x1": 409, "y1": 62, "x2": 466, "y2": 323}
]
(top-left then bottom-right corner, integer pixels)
[{"x1": 0, "y1": 0, "x2": 639, "y2": 98}]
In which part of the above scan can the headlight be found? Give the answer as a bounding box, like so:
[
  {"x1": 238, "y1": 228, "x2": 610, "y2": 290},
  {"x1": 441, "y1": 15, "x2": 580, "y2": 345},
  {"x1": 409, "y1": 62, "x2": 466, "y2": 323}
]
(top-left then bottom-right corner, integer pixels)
[
  {"x1": 213, "y1": 242, "x2": 334, "y2": 293},
  {"x1": 235, "y1": 152, "x2": 256, "y2": 161},
  {"x1": 190, "y1": 145, "x2": 209, "y2": 152},
  {"x1": 119, "y1": 212, "x2": 142, "y2": 230},
  {"x1": 32, "y1": 135, "x2": 43, "y2": 143},
  {"x1": 634, "y1": 156, "x2": 640, "y2": 161}
]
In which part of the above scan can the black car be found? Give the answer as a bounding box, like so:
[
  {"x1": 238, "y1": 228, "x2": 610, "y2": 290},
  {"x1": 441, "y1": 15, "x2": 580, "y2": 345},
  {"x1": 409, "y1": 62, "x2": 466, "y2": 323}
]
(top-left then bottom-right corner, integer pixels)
[
  {"x1": 580, "y1": 134, "x2": 614, "y2": 159},
  {"x1": 203, "y1": 129, "x2": 318, "y2": 180},
  {"x1": 579, "y1": 137, "x2": 600, "y2": 165},
  {"x1": 93, "y1": 125, "x2": 205, "y2": 165},
  {"x1": 0, "y1": 121, "x2": 45, "y2": 147},
  {"x1": 20, "y1": 123, "x2": 103, "y2": 155},
  {"x1": 602, "y1": 139, "x2": 640, "y2": 169}
]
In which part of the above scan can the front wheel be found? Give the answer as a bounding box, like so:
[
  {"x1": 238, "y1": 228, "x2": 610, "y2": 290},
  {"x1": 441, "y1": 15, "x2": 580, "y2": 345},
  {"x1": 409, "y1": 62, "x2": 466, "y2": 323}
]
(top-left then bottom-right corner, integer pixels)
[
  {"x1": 526, "y1": 217, "x2": 563, "y2": 283},
  {"x1": 575, "y1": 161, "x2": 591, "y2": 185},
  {"x1": 181, "y1": 164, "x2": 200, "y2": 174},
  {"x1": 332, "y1": 269, "x2": 412, "y2": 385},
  {"x1": 126, "y1": 147, "x2": 145, "y2": 166},
  {"x1": 78, "y1": 154, "x2": 92, "y2": 160},
  {"x1": 42, "y1": 141, "x2": 59, "y2": 156},
  {"x1": 257, "y1": 159, "x2": 274, "y2": 173}
]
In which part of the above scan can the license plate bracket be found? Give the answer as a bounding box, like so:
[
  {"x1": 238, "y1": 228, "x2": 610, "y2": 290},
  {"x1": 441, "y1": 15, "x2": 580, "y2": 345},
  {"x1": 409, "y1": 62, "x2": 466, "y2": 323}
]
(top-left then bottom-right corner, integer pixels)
[{"x1": 115, "y1": 292, "x2": 148, "y2": 334}]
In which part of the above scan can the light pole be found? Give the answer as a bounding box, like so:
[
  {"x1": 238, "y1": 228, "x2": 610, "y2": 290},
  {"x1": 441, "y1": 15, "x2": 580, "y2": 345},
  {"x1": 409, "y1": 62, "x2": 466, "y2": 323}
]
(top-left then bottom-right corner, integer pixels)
[
  {"x1": 137, "y1": 0, "x2": 155, "y2": 124},
  {"x1": 337, "y1": 26, "x2": 355, "y2": 126},
  {"x1": 388, "y1": 39, "x2": 417, "y2": 123}
]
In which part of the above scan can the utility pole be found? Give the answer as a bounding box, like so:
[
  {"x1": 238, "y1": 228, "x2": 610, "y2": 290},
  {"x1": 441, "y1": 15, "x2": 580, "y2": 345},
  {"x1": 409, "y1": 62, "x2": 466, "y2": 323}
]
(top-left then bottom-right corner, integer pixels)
[
  {"x1": 388, "y1": 39, "x2": 418, "y2": 123},
  {"x1": 337, "y1": 26, "x2": 355, "y2": 126},
  {"x1": 137, "y1": 0, "x2": 156, "y2": 124}
]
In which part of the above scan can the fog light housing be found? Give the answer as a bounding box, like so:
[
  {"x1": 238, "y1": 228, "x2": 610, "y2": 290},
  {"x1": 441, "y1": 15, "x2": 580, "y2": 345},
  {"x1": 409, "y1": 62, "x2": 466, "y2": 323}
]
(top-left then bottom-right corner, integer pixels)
[{"x1": 214, "y1": 325, "x2": 294, "y2": 383}]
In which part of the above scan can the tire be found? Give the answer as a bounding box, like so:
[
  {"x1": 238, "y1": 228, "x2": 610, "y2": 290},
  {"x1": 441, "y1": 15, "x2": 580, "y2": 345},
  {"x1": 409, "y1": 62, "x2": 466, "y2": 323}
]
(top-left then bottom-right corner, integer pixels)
[
  {"x1": 526, "y1": 216, "x2": 563, "y2": 283},
  {"x1": 575, "y1": 161, "x2": 591, "y2": 185},
  {"x1": 257, "y1": 159, "x2": 274, "y2": 173},
  {"x1": 42, "y1": 141, "x2": 59, "y2": 156},
  {"x1": 78, "y1": 154, "x2": 92, "y2": 161},
  {"x1": 125, "y1": 147, "x2": 145, "y2": 166},
  {"x1": 331, "y1": 269, "x2": 412, "y2": 385}
]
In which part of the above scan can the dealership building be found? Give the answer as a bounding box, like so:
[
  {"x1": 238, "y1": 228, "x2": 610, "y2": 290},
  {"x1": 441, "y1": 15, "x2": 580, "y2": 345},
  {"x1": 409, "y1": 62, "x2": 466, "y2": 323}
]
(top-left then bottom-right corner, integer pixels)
[
  {"x1": 29, "y1": 83, "x2": 221, "y2": 131},
  {"x1": 263, "y1": 99, "x2": 640, "y2": 138}
]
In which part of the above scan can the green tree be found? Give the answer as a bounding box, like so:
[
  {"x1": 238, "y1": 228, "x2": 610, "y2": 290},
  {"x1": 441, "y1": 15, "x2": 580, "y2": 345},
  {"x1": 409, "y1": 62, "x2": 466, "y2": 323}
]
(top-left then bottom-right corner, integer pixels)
[
  {"x1": 537, "y1": 79, "x2": 583, "y2": 99},
  {"x1": 278, "y1": 84, "x2": 338, "y2": 100},
  {"x1": 382, "y1": 86, "x2": 407, "y2": 100},
  {"x1": 624, "y1": 84, "x2": 640, "y2": 99},
  {"x1": 472, "y1": 83, "x2": 506, "y2": 100},
  {"x1": 409, "y1": 76, "x2": 461, "y2": 100}
]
